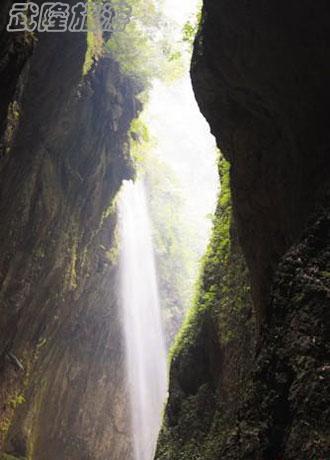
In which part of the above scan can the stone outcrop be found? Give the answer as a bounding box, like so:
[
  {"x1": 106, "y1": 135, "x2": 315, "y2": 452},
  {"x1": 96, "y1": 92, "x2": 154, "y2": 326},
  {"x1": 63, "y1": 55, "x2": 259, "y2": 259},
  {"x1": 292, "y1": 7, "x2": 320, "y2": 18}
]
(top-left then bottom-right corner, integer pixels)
[
  {"x1": 192, "y1": 0, "x2": 330, "y2": 323},
  {"x1": 0, "y1": 2, "x2": 140, "y2": 458},
  {"x1": 157, "y1": 2, "x2": 330, "y2": 459}
]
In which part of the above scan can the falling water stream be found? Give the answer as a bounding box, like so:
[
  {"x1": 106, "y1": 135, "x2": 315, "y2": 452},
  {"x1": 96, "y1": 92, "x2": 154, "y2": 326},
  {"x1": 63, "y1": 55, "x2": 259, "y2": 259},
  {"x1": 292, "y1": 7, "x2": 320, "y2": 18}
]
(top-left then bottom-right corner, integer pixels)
[
  {"x1": 119, "y1": 180, "x2": 167, "y2": 460},
  {"x1": 118, "y1": 3, "x2": 218, "y2": 459}
]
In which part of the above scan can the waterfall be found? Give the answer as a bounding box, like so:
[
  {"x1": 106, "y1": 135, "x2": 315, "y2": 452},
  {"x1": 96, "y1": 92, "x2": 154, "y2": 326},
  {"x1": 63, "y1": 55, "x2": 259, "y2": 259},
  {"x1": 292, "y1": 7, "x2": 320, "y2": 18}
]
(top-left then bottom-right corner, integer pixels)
[{"x1": 119, "y1": 179, "x2": 167, "y2": 460}]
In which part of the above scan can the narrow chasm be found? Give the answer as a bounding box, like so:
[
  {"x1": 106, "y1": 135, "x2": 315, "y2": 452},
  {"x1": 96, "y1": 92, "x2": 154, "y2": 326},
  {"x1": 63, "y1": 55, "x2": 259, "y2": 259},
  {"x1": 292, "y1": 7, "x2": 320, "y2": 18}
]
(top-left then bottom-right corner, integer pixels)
[
  {"x1": 0, "y1": 1, "x2": 329, "y2": 460},
  {"x1": 0, "y1": 1, "x2": 218, "y2": 459},
  {"x1": 157, "y1": 2, "x2": 330, "y2": 460}
]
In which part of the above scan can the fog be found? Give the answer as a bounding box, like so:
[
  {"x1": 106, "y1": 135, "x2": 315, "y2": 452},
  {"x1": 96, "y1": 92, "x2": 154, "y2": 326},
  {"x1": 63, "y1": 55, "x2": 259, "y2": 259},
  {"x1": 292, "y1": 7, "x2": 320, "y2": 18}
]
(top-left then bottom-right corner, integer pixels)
[
  {"x1": 119, "y1": 180, "x2": 167, "y2": 460},
  {"x1": 162, "y1": 0, "x2": 199, "y2": 24},
  {"x1": 145, "y1": 0, "x2": 219, "y2": 260},
  {"x1": 145, "y1": 77, "x2": 219, "y2": 259},
  {"x1": 118, "y1": 2, "x2": 219, "y2": 458}
]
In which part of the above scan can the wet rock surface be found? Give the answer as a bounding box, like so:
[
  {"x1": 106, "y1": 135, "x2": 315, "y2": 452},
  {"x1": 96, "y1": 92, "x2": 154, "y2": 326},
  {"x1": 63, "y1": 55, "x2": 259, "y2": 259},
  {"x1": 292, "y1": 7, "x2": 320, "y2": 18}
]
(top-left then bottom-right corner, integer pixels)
[
  {"x1": 0, "y1": 4, "x2": 140, "y2": 458},
  {"x1": 157, "y1": 1, "x2": 330, "y2": 459},
  {"x1": 192, "y1": 0, "x2": 330, "y2": 319}
]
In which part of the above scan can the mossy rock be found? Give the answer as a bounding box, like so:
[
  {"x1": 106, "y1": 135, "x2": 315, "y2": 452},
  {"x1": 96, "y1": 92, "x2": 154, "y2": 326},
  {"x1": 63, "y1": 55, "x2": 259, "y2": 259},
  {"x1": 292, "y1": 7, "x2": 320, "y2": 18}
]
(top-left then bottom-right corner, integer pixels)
[{"x1": 0, "y1": 454, "x2": 26, "y2": 460}]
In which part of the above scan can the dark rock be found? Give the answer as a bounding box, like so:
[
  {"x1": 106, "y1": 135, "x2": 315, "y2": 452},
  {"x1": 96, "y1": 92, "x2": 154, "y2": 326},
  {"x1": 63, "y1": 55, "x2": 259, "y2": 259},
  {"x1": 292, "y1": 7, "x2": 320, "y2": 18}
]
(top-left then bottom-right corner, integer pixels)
[
  {"x1": 157, "y1": 1, "x2": 330, "y2": 459},
  {"x1": 192, "y1": 0, "x2": 330, "y2": 323},
  {"x1": 0, "y1": 11, "x2": 140, "y2": 460}
]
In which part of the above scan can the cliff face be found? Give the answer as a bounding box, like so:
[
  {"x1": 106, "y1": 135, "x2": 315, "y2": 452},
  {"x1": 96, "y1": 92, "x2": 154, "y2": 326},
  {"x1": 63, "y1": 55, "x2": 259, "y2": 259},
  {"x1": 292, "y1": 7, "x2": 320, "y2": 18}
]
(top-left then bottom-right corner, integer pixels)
[
  {"x1": 156, "y1": 161, "x2": 256, "y2": 460},
  {"x1": 157, "y1": 1, "x2": 330, "y2": 459},
  {"x1": 192, "y1": 0, "x2": 330, "y2": 323},
  {"x1": 0, "y1": 2, "x2": 140, "y2": 459}
]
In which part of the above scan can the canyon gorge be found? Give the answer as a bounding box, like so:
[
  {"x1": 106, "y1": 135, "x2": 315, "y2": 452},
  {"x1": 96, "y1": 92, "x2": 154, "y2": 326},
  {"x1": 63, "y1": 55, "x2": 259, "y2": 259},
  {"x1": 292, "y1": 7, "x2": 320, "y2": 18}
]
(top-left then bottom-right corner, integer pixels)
[{"x1": 0, "y1": 1, "x2": 329, "y2": 460}]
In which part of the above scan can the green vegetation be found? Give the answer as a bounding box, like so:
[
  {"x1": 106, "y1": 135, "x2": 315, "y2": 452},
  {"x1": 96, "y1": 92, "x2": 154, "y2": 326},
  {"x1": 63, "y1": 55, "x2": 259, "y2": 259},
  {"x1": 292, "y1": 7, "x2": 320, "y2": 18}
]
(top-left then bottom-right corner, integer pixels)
[
  {"x1": 114, "y1": 1, "x2": 209, "y2": 349},
  {"x1": 156, "y1": 157, "x2": 255, "y2": 459},
  {"x1": 0, "y1": 392, "x2": 26, "y2": 447},
  {"x1": 144, "y1": 155, "x2": 199, "y2": 347},
  {"x1": 83, "y1": 1, "x2": 104, "y2": 75},
  {"x1": 63, "y1": 228, "x2": 80, "y2": 292},
  {"x1": 0, "y1": 418, "x2": 11, "y2": 437},
  {"x1": 8, "y1": 393, "x2": 25, "y2": 410},
  {"x1": 128, "y1": 114, "x2": 201, "y2": 346},
  {"x1": 129, "y1": 117, "x2": 156, "y2": 166},
  {"x1": 83, "y1": 28, "x2": 103, "y2": 75},
  {"x1": 170, "y1": 158, "x2": 231, "y2": 360},
  {"x1": 106, "y1": 0, "x2": 184, "y2": 87},
  {"x1": 83, "y1": 0, "x2": 201, "y2": 82},
  {"x1": 182, "y1": 8, "x2": 202, "y2": 47},
  {"x1": 1, "y1": 100, "x2": 21, "y2": 155}
]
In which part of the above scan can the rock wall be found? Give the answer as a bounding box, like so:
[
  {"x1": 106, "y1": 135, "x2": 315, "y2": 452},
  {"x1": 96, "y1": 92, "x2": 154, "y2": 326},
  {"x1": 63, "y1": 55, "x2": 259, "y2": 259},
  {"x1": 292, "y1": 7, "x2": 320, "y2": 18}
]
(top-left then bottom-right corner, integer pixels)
[
  {"x1": 0, "y1": 2, "x2": 140, "y2": 459},
  {"x1": 192, "y1": 0, "x2": 330, "y2": 323},
  {"x1": 156, "y1": 160, "x2": 256, "y2": 460},
  {"x1": 157, "y1": 1, "x2": 330, "y2": 459}
]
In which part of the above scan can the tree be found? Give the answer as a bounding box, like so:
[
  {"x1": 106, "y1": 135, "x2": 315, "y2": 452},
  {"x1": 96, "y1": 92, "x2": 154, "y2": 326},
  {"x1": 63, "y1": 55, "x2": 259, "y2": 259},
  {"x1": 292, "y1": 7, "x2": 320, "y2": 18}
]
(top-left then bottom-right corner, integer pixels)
[{"x1": 106, "y1": 0, "x2": 184, "y2": 88}]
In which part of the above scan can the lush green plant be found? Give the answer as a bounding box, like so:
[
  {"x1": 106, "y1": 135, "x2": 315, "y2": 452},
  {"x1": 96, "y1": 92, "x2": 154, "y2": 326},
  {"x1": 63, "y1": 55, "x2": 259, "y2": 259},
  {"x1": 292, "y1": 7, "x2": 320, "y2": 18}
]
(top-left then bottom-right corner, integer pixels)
[
  {"x1": 129, "y1": 117, "x2": 156, "y2": 165},
  {"x1": 156, "y1": 157, "x2": 255, "y2": 460},
  {"x1": 83, "y1": 0, "x2": 104, "y2": 74},
  {"x1": 144, "y1": 155, "x2": 199, "y2": 347},
  {"x1": 169, "y1": 158, "x2": 230, "y2": 360},
  {"x1": 128, "y1": 115, "x2": 198, "y2": 346},
  {"x1": 106, "y1": 0, "x2": 184, "y2": 87},
  {"x1": 9, "y1": 393, "x2": 25, "y2": 410},
  {"x1": 104, "y1": 0, "x2": 207, "y2": 348},
  {"x1": 182, "y1": 5, "x2": 202, "y2": 47}
]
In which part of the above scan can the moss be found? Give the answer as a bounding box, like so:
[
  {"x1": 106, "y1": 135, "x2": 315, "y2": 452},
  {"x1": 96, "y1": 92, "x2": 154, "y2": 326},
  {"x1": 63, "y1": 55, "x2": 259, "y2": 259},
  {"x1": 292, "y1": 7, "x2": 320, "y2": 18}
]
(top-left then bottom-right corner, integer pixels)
[
  {"x1": 169, "y1": 158, "x2": 232, "y2": 360},
  {"x1": 25, "y1": 377, "x2": 49, "y2": 460},
  {"x1": 8, "y1": 393, "x2": 25, "y2": 410},
  {"x1": 0, "y1": 455, "x2": 26, "y2": 460},
  {"x1": 0, "y1": 419, "x2": 11, "y2": 437},
  {"x1": 159, "y1": 203, "x2": 330, "y2": 459},
  {"x1": 69, "y1": 243, "x2": 78, "y2": 290},
  {"x1": 99, "y1": 199, "x2": 117, "y2": 230},
  {"x1": 156, "y1": 157, "x2": 255, "y2": 459},
  {"x1": 129, "y1": 116, "x2": 156, "y2": 169},
  {"x1": 2, "y1": 100, "x2": 21, "y2": 155},
  {"x1": 63, "y1": 224, "x2": 81, "y2": 292},
  {"x1": 0, "y1": 384, "x2": 28, "y2": 443},
  {"x1": 0, "y1": 345, "x2": 43, "y2": 450},
  {"x1": 104, "y1": 226, "x2": 120, "y2": 266},
  {"x1": 320, "y1": 270, "x2": 330, "y2": 279},
  {"x1": 83, "y1": 1, "x2": 104, "y2": 75},
  {"x1": 65, "y1": 237, "x2": 79, "y2": 291},
  {"x1": 83, "y1": 30, "x2": 103, "y2": 76}
]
